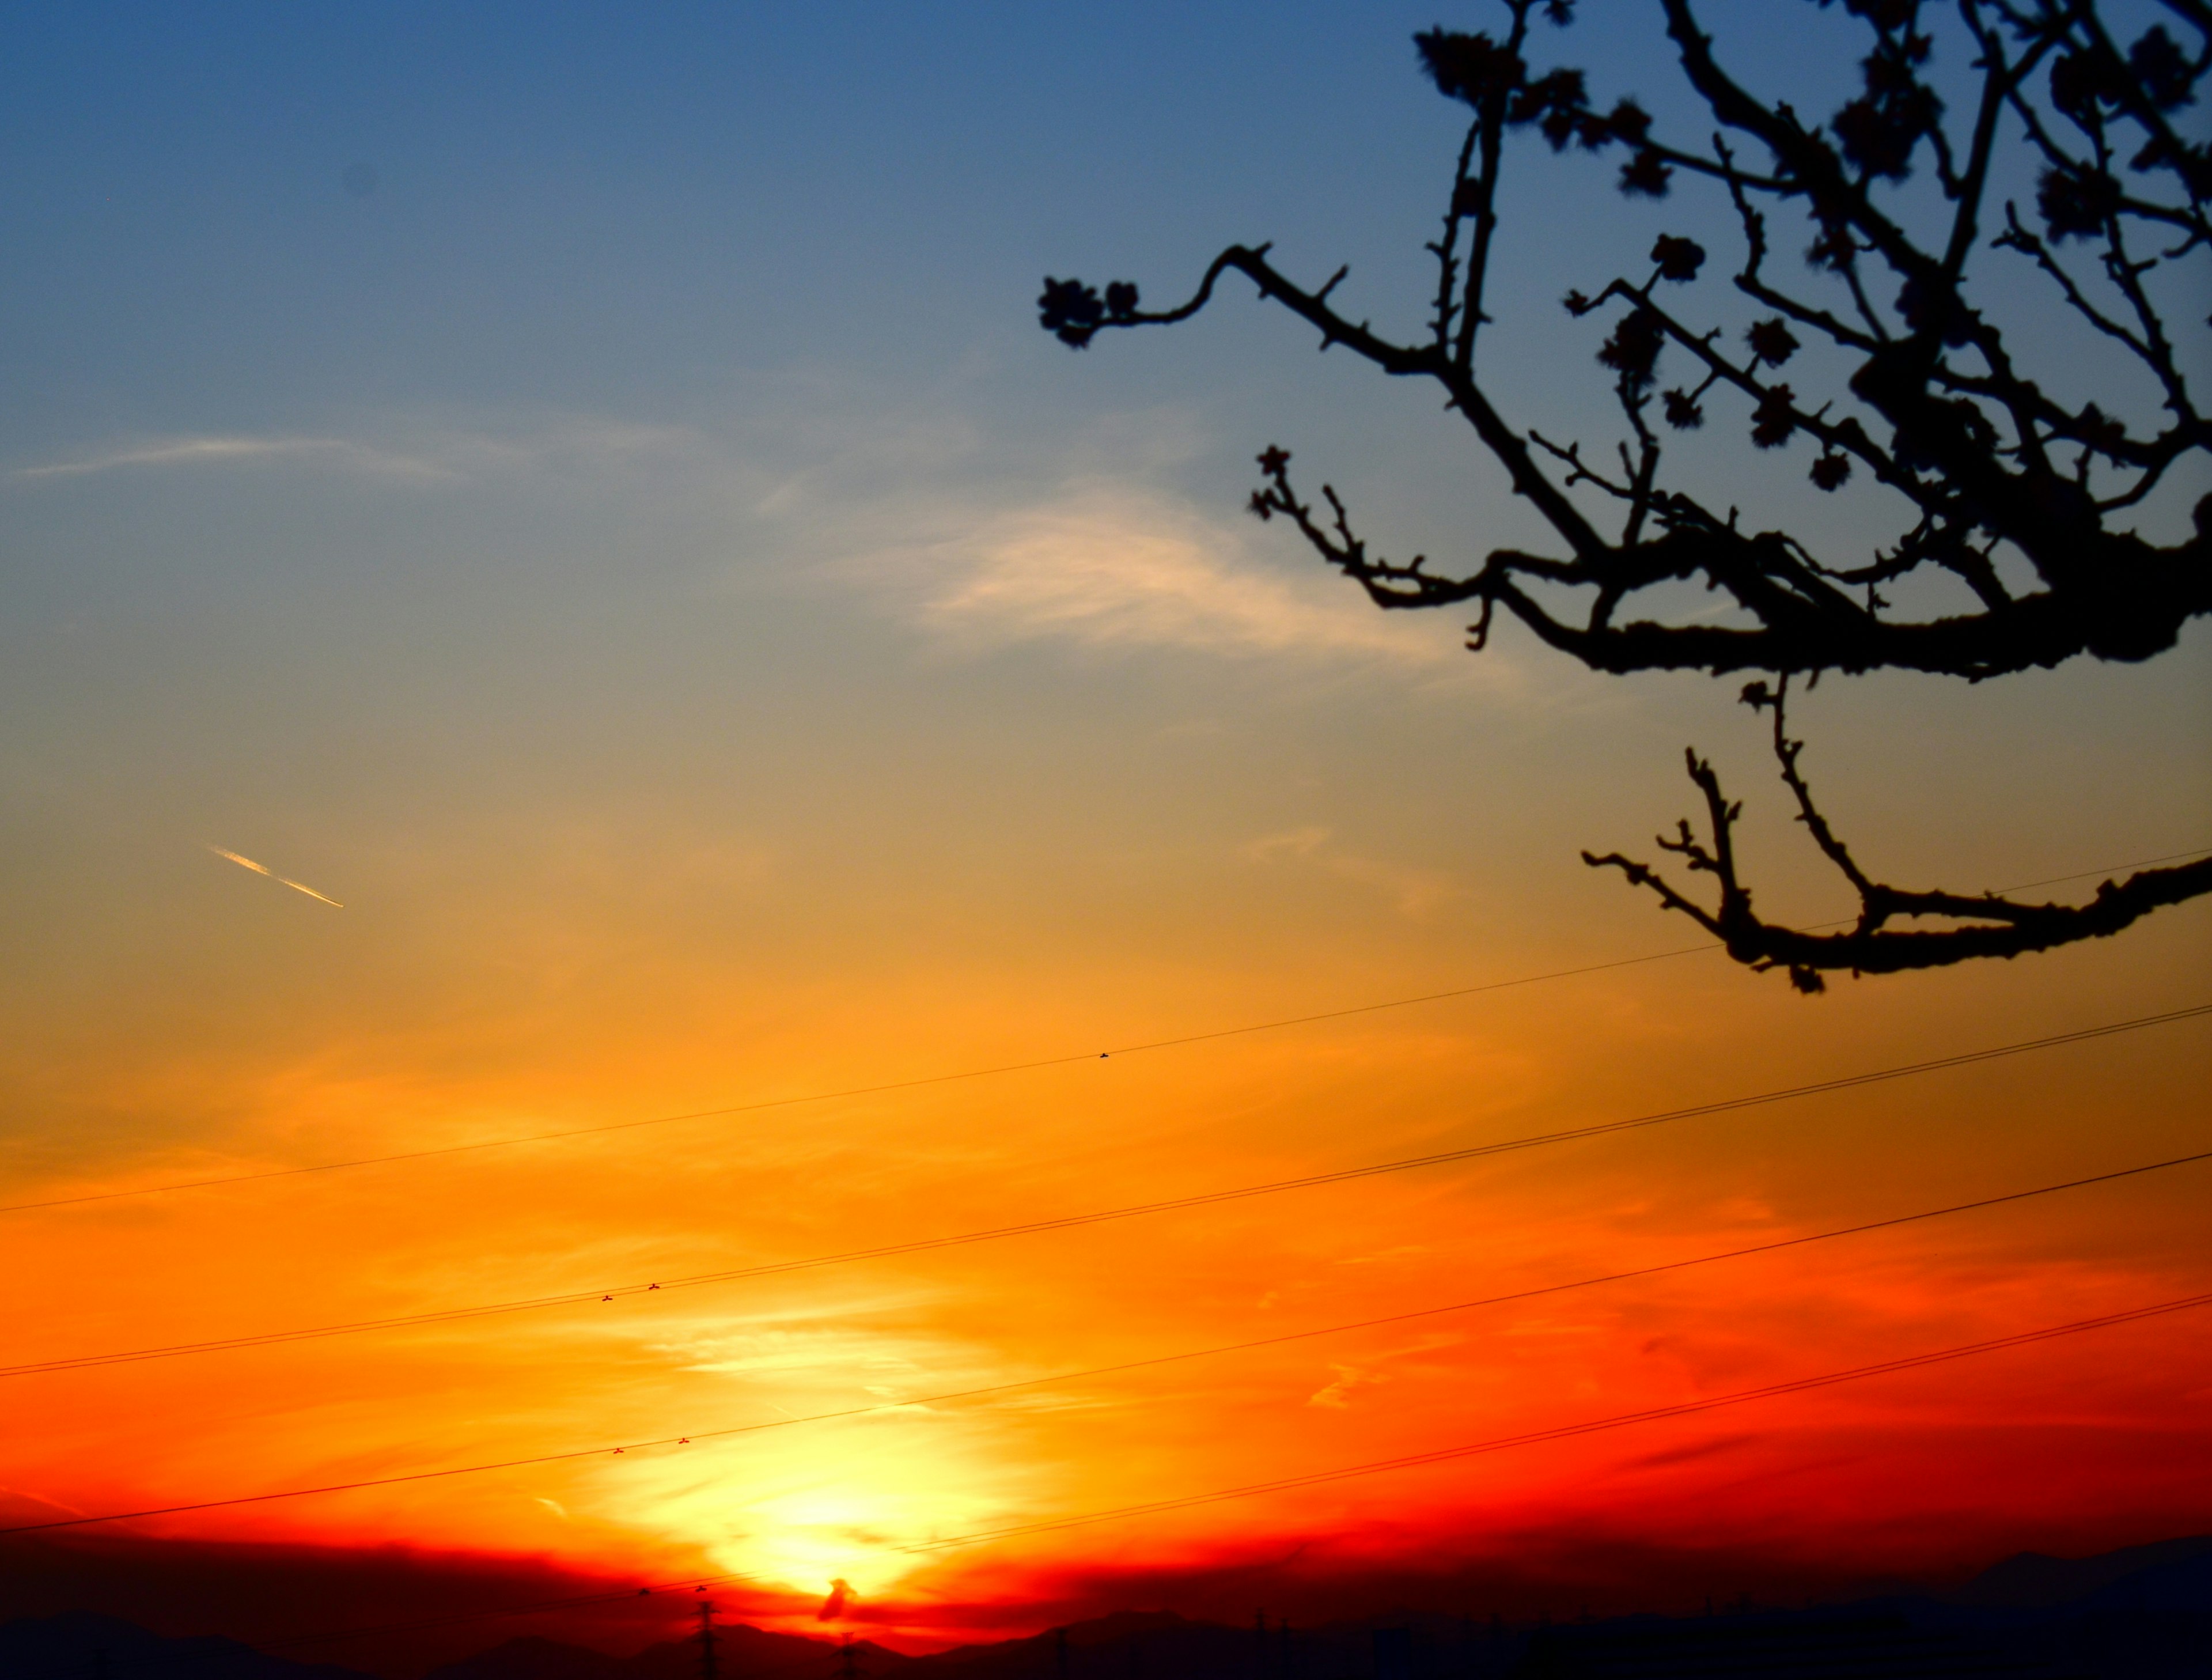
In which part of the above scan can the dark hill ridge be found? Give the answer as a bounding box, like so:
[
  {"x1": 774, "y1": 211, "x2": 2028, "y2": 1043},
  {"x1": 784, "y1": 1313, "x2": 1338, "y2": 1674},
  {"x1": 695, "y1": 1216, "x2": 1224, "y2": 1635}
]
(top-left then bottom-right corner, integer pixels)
[
  {"x1": 5, "y1": 1537, "x2": 2206, "y2": 1680},
  {"x1": 899, "y1": 1611, "x2": 1252, "y2": 1680},
  {"x1": 1893, "y1": 1550, "x2": 2212, "y2": 1680},
  {"x1": 427, "y1": 1628, "x2": 907, "y2": 1680},
  {"x1": 1514, "y1": 1611, "x2": 2096, "y2": 1679},
  {"x1": 0, "y1": 1610, "x2": 378, "y2": 1680},
  {"x1": 1952, "y1": 1538, "x2": 2212, "y2": 1611},
  {"x1": 2074, "y1": 1550, "x2": 2212, "y2": 1618}
]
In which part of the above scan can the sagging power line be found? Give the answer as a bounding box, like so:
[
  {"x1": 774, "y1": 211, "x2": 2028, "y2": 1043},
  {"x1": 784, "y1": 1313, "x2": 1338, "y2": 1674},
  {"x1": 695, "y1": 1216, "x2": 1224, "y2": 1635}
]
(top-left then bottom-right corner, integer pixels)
[
  {"x1": 898, "y1": 1292, "x2": 2212, "y2": 1553},
  {"x1": 7, "y1": 846, "x2": 2200, "y2": 1219},
  {"x1": 7, "y1": 1001, "x2": 2204, "y2": 1382},
  {"x1": 4, "y1": 1143, "x2": 2203, "y2": 1537}
]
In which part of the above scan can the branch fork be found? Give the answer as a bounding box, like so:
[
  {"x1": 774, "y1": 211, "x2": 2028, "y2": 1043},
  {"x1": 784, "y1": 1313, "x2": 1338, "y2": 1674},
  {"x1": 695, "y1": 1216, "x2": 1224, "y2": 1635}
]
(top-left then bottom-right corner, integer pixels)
[{"x1": 1040, "y1": 0, "x2": 2211, "y2": 985}]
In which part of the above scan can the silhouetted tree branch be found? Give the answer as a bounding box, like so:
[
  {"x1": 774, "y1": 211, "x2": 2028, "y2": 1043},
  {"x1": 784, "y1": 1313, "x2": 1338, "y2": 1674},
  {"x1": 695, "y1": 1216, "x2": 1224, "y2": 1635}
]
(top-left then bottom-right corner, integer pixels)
[
  {"x1": 1582, "y1": 676, "x2": 2212, "y2": 991},
  {"x1": 1039, "y1": 0, "x2": 2212, "y2": 987}
]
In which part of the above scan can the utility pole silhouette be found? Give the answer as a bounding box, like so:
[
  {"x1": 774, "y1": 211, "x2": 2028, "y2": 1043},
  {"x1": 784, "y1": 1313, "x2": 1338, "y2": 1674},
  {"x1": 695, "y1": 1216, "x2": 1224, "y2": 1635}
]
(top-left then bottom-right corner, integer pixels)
[
  {"x1": 697, "y1": 1602, "x2": 719, "y2": 1680},
  {"x1": 839, "y1": 1634, "x2": 861, "y2": 1680}
]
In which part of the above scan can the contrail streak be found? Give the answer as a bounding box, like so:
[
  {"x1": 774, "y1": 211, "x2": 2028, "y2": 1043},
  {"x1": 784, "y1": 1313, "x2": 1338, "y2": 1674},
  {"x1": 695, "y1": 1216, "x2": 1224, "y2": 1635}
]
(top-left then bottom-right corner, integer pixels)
[{"x1": 206, "y1": 846, "x2": 344, "y2": 908}]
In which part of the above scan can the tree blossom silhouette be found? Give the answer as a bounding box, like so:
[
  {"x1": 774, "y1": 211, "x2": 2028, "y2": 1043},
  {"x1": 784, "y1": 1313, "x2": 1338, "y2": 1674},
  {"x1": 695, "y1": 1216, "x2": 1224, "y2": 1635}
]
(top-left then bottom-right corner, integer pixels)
[{"x1": 1039, "y1": 0, "x2": 2211, "y2": 990}]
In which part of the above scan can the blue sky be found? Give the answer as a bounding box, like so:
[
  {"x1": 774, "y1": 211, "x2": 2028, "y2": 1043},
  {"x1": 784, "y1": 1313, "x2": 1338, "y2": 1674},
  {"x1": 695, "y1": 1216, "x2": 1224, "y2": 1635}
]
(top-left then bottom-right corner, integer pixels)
[
  {"x1": 5, "y1": 3, "x2": 1882, "y2": 431},
  {"x1": 5, "y1": 0, "x2": 2205, "y2": 1061}
]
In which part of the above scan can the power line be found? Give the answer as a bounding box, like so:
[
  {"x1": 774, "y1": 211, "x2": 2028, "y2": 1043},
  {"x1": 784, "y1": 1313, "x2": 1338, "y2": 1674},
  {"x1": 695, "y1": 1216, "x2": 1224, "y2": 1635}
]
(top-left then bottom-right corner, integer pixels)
[
  {"x1": 7, "y1": 846, "x2": 2200, "y2": 1220},
  {"x1": 5, "y1": 1142, "x2": 2202, "y2": 1537},
  {"x1": 1093, "y1": 846, "x2": 2211, "y2": 1057},
  {"x1": 896, "y1": 1291, "x2": 2212, "y2": 1554},
  {"x1": 8, "y1": 1002, "x2": 2204, "y2": 1382},
  {"x1": 13, "y1": 1299, "x2": 2212, "y2": 1672}
]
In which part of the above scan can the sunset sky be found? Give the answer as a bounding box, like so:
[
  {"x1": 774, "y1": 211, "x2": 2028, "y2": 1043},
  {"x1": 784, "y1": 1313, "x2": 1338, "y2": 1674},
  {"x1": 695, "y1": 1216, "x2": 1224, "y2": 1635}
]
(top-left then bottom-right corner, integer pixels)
[{"x1": 3, "y1": 1, "x2": 2209, "y2": 1669}]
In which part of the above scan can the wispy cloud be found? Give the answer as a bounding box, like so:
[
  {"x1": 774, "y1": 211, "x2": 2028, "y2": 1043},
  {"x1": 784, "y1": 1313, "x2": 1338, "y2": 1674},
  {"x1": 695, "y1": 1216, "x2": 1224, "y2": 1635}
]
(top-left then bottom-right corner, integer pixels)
[
  {"x1": 891, "y1": 485, "x2": 1455, "y2": 666},
  {"x1": 1306, "y1": 1360, "x2": 1385, "y2": 1409},
  {"x1": 14, "y1": 434, "x2": 457, "y2": 483},
  {"x1": 12, "y1": 419, "x2": 704, "y2": 486},
  {"x1": 1243, "y1": 824, "x2": 1464, "y2": 916},
  {"x1": 1306, "y1": 1330, "x2": 1468, "y2": 1407},
  {"x1": 1622, "y1": 1433, "x2": 1761, "y2": 1473}
]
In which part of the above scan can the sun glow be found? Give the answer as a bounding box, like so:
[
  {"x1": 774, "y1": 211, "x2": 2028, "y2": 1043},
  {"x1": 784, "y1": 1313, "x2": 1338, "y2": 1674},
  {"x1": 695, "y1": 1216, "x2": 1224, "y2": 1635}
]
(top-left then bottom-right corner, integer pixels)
[{"x1": 619, "y1": 1428, "x2": 1031, "y2": 1595}]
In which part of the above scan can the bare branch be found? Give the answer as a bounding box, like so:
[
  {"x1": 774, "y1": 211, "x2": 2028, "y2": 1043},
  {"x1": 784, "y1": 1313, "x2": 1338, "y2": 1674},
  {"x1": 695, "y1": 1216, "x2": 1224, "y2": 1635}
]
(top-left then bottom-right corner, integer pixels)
[
  {"x1": 1589, "y1": 691, "x2": 2212, "y2": 989},
  {"x1": 1037, "y1": 0, "x2": 2212, "y2": 986}
]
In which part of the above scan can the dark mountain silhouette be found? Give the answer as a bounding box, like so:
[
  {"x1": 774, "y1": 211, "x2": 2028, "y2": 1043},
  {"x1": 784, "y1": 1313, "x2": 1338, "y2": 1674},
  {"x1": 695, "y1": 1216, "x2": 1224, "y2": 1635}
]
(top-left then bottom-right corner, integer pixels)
[
  {"x1": 6, "y1": 1537, "x2": 2206, "y2": 1680},
  {"x1": 0, "y1": 1610, "x2": 379, "y2": 1680},
  {"x1": 2075, "y1": 1550, "x2": 2212, "y2": 1619},
  {"x1": 423, "y1": 1640, "x2": 620, "y2": 1680},
  {"x1": 427, "y1": 1628, "x2": 906, "y2": 1680},
  {"x1": 902, "y1": 1610, "x2": 1259, "y2": 1680},
  {"x1": 884, "y1": 1551, "x2": 2212, "y2": 1680},
  {"x1": 1910, "y1": 1549, "x2": 2212, "y2": 1680},
  {"x1": 1514, "y1": 1611, "x2": 2092, "y2": 1679},
  {"x1": 1953, "y1": 1538, "x2": 2212, "y2": 1611}
]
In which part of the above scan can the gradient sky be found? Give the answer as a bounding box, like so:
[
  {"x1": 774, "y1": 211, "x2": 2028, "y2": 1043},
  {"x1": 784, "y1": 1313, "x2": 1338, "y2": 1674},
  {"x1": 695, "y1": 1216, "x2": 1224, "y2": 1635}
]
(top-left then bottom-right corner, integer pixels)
[{"x1": 3, "y1": 0, "x2": 2210, "y2": 1666}]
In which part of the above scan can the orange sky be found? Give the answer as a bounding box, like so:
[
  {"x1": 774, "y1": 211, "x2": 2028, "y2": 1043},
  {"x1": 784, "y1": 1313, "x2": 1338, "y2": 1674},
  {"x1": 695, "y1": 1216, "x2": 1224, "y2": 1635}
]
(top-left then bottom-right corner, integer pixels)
[{"x1": 5, "y1": 866, "x2": 2209, "y2": 1653}]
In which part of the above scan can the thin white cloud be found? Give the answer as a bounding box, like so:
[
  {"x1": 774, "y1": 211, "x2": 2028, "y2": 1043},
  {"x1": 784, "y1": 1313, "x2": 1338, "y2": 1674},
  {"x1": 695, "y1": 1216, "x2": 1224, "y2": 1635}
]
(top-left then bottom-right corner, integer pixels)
[
  {"x1": 1243, "y1": 824, "x2": 1464, "y2": 916},
  {"x1": 1244, "y1": 825, "x2": 1333, "y2": 862},
  {"x1": 13, "y1": 434, "x2": 458, "y2": 483},
  {"x1": 11, "y1": 419, "x2": 704, "y2": 486},
  {"x1": 902, "y1": 485, "x2": 1454, "y2": 665},
  {"x1": 1306, "y1": 1330, "x2": 1468, "y2": 1406},
  {"x1": 1307, "y1": 1360, "x2": 1383, "y2": 1409},
  {"x1": 732, "y1": 396, "x2": 1551, "y2": 699}
]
